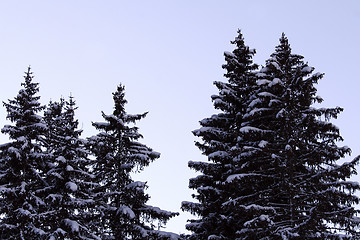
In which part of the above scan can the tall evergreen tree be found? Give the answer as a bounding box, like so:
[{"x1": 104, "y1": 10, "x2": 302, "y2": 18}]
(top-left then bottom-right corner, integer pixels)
[
  {"x1": 41, "y1": 96, "x2": 99, "y2": 239},
  {"x1": 0, "y1": 67, "x2": 48, "y2": 239},
  {"x1": 236, "y1": 33, "x2": 360, "y2": 239},
  {"x1": 181, "y1": 30, "x2": 260, "y2": 239},
  {"x1": 183, "y1": 31, "x2": 360, "y2": 240},
  {"x1": 88, "y1": 84, "x2": 179, "y2": 239}
]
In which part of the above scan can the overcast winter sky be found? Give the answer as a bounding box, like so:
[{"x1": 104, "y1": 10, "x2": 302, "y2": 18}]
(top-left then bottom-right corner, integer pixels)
[{"x1": 0, "y1": 0, "x2": 359, "y2": 234}]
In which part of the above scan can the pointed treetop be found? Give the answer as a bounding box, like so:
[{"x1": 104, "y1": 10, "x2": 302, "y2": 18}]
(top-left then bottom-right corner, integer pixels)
[
  {"x1": 26, "y1": 65, "x2": 32, "y2": 77},
  {"x1": 231, "y1": 29, "x2": 246, "y2": 48},
  {"x1": 65, "y1": 93, "x2": 77, "y2": 112},
  {"x1": 222, "y1": 29, "x2": 258, "y2": 82},
  {"x1": 2, "y1": 67, "x2": 44, "y2": 129},
  {"x1": 230, "y1": 29, "x2": 256, "y2": 58},
  {"x1": 22, "y1": 66, "x2": 34, "y2": 85},
  {"x1": 265, "y1": 33, "x2": 304, "y2": 75},
  {"x1": 280, "y1": 32, "x2": 287, "y2": 42},
  {"x1": 270, "y1": 33, "x2": 291, "y2": 63},
  {"x1": 18, "y1": 66, "x2": 40, "y2": 97},
  {"x1": 113, "y1": 84, "x2": 127, "y2": 117}
]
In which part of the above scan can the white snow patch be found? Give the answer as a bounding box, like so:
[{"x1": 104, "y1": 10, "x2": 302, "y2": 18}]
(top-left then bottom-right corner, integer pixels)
[
  {"x1": 17, "y1": 208, "x2": 31, "y2": 216},
  {"x1": 226, "y1": 173, "x2": 261, "y2": 182},
  {"x1": 276, "y1": 108, "x2": 287, "y2": 118},
  {"x1": 258, "y1": 92, "x2": 277, "y2": 98},
  {"x1": 135, "y1": 225, "x2": 148, "y2": 237},
  {"x1": 301, "y1": 66, "x2": 314, "y2": 73},
  {"x1": 33, "y1": 122, "x2": 47, "y2": 129},
  {"x1": 256, "y1": 72, "x2": 267, "y2": 77},
  {"x1": 33, "y1": 227, "x2": 46, "y2": 236},
  {"x1": 144, "y1": 204, "x2": 177, "y2": 216},
  {"x1": 271, "y1": 61, "x2": 282, "y2": 71},
  {"x1": 55, "y1": 228, "x2": 67, "y2": 235},
  {"x1": 213, "y1": 98, "x2": 227, "y2": 106},
  {"x1": 313, "y1": 72, "x2": 323, "y2": 78},
  {"x1": 8, "y1": 147, "x2": 21, "y2": 159},
  {"x1": 243, "y1": 204, "x2": 275, "y2": 211},
  {"x1": 56, "y1": 156, "x2": 66, "y2": 163},
  {"x1": 239, "y1": 151, "x2": 253, "y2": 158},
  {"x1": 256, "y1": 79, "x2": 270, "y2": 86},
  {"x1": 249, "y1": 98, "x2": 262, "y2": 108},
  {"x1": 16, "y1": 136, "x2": 27, "y2": 142},
  {"x1": 64, "y1": 219, "x2": 79, "y2": 232},
  {"x1": 220, "y1": 89, "x2": 231, "y2": 95},
  {"x1": 66, "y1": 182, "x2": 78, "y2": 192},
  {"x1": 240, "y1": 126, "x2": 263, "y2": 133},
  {"x1": 269, "y1": 99, "x2": 281, "y2": 107},
  {"x1": 208, "y1": 235, "x2": 220, "y2": 240},
  {"x1": 208, "y1": 151, "x2": 229, "y2": 159},
  {"x1": 244, "y1": 214, "x2": 273, "y2": 227},
  {"x1": 156, "y1": 231, "x2": 180, "y2": 240},
  {"x1": 198, "y1": 186, "x2": 220, "y2": 194},
  {"x1": 224, "y1": 51, "x2": 236, "y2": 58},
  {"x1": 66, "y1": 165, "x2": 74, "y2": 171},
  {"x1": 269, "y1": 78, "x2": 282, "y2": 87},
  {"x1": 118, "y1": 205, "x2": 135, "y2": 219},
  {"x1": 259, "y1": 214, "x2": 271, "y2": 222},
  {"x1": 258, "y1": 140, "x2": 268, "y2": 148},
  {"x1": 126, "y1": 181, "x2": 146, "y2": 190},
  {"x1": 20, "y1": 181, "x2": 26, "y2": 193},
  {"x1": 244, "y1": 108, "x2": 269, "y2": 118}
]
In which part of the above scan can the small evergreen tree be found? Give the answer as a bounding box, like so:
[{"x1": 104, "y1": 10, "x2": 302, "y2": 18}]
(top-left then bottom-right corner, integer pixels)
[
  {"x1": 41, "y1": 96, "x2": 99, "y2": 239},
  {"x1": 0, "y1": 67, "x2": 48, "y2": 239},
  {"x1": 181, "y1": 30, "x2": 260, "y2": 239},
  {"x1": 88, "y1": 84, "x2": 179, "y2": 239}
]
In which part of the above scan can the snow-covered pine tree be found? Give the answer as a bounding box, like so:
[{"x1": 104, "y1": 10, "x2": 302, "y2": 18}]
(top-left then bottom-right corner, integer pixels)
[
  {"x1": 41, "y1": 96, "x2": 99, "y2": 239},
  {"x1": 181, "y1": 30, "x2": 261, "y2": 239},
  {"x1": 88, "y1": 84, "x2": 179, "y2": 240},
  {"x1": 0, "y1": 67, "x2": 48, "y2": 239},
  {"x1": 237, "y1": 33, "x2": 360, "y2": 239}
]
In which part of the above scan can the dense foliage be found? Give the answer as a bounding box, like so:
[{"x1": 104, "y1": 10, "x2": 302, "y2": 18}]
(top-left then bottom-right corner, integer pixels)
[
  {"x1": 182, "y1": 31, "x2": 360, "y2": 239},
  {"x1": 41, "y1": 96, "x2": 98, "y2": 239},
  {"x1": 1, "y1": 30, "x2": 359, "y2": 240},
  {"x1": 0, "y1": 67, "x2": 47, "y2": 239},
  {"x1": 88, "y1": 84, "x2": 178, "y2": 239},
  {"x1": 0, "y1": 69, "x2": 178, "y2": 239}
]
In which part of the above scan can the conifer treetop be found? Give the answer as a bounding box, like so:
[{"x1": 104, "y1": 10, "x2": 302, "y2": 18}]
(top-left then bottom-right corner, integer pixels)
[
  {"x1": 89, "y1": 83, "x2": 178, "y2": 239},
  {"x1": 2, "y1": 66, "x2": 45, "y2": 138}
]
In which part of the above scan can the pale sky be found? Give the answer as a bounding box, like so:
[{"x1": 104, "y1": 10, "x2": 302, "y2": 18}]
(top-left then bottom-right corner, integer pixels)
[{"x1": 0, "y1": 0, "x2": 359, "y2": 235}]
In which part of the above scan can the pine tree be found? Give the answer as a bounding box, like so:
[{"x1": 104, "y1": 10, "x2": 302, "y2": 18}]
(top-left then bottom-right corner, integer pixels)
[
  {"x1": 88, "y1": 84, "x2": 179, "y2": 239},
  {"x1": 41, "y1": 96, "x2": 99, "y2": 239},
  {"x1": 0, "y1": 67, "x2": 48, "y2": 239},
  {"x1": 237, "y1": 33, "x2": 360, "y2": 239},
  {"x1": 182, "y1": 31, "x2": 360, "y2": 240},
  {"x1": 181, "y1": 30, "x2": 260, "y2": 239}
]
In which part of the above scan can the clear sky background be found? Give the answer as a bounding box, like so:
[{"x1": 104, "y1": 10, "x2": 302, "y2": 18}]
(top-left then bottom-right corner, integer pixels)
[{"x1": 0, "y1": 0, "x2": 359, "y2": 235}]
